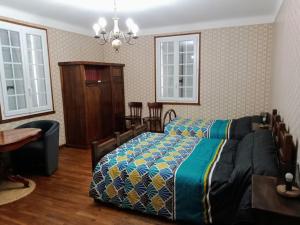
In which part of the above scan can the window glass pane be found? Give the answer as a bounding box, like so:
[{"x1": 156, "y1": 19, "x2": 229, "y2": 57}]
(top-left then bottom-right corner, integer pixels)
[
  {"x1": 31, "y1": 79, "x2": 47, "y2": 93},
  {"x1": 12, "y1": 48, "x2": 22, "y2": 62},
  {"x1": 168, "y1": 77, "x2": 174, "y2": 86},
  {"x1": 179, "y1": 53, "x2": 184, "y2": 64},
  {"x1": 186, "y1": 41, "x2": 194, "y2": 52},
  {"x1": 27, "y1": 34, "x2": 42, "y2": 50},
  {"x1": 0, "y1": 29, "x2": 9, "y2": 45},
  {"x1": 27, "y1": 50, "x2": 44, "y2": 65},
  {"x1": 6, "y1": 80, "x2": 15, "y2": 95},
  {"x1": 179, "y1": 88, "x2": 184, "y2": 98},
  {"x1": 179, "y1": 41, "x2": 185, "y2": 52},
  {"x1": 168, "y1": 42, "x2": 174, "y2": 52},
  {"x1": 10, "y1": 31, "x2": 20, "y2": 47},
  {"x1": 2, "y1": 47, "x2": 12, "y2": 62},
  {"x1": 31, "y1": 93, "x2": 47, "y2": 107},
  {"x1": 168, "y1": 66, "x2": 174, "y2": 75},
  {"x1": 17, "y1": 95, "x2": 26, "y2": 109},
  {"x1": 38, "y1": 93, "x2": 47, "y2": 106},
  {"x1": 8, "y1": 96, "x2": 17, "y2": 110},
  {"x1": 184, "y1": 76, "x2": 193, "y2": 86},
  {"x1": 4, "y1": 64, "x2": 13, "y2": 78},
  {"x1": 161, "y1": 42, "x2": 168, "y2": 52},
  {"x1": 37, "y1": 65, "x2": 45, "y2": 78},
  {"x1": 15, "y1": 80, "x2": 25, "y2": 94},
  {"x1": 168, "y1": 88, "x2": 174, "y2": 97},
  {"x1": 162, "y1": 54, "x2": 168, "y2": 64},
  {"x1": 187, "y1": 53, "x2": 194, "y2": 63},
  {"x1": 168, "y1": 54, "x2": 174, "y2": 64},
  {"x1": 186, "y1": 88, "x2": 193, "y2": 98},
  {"x1": 186, "y1": 65, "x2": 193, "y2": 75},
  {"x1": 29, "y1": 65, "x2": 45, "y2": 78},
  {"x1": 14, "y1": 64, "x2": 23, "y2": 78},
  {"x1": 162, "y1": 65, "x2": 168, "y2": 75}
]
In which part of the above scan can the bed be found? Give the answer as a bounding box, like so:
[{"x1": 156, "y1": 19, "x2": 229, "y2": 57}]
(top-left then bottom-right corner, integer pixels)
[
  {"x1": 89, "y1": 110, "x2": 296, "y2": 225},
  {"x1": 162, "y1": 109, "x2": 268, "y2": 140}
]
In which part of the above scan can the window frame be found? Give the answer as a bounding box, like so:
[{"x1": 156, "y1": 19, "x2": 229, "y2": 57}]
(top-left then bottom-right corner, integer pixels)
[
  {"x1": 0, "y1": 19, "x2": 54, "y2": 123},
  {"x1": 155, "y1": 33, "x2": 201, "y2": 105}
]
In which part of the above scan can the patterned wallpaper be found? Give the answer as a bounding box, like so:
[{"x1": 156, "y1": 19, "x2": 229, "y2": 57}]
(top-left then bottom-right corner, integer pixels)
[
  {"x1": 0, "y1": 19, "x2": 103, "y2": 145},
  {"x1": 102, "y1": 24, "x2": 273, "y2": 120},
  {"x1": 0, "y1": 18, "x2": 273, "y2": 146},
  {"x1": 271, "y1": 0, "x2": 300, "y2": 164}
]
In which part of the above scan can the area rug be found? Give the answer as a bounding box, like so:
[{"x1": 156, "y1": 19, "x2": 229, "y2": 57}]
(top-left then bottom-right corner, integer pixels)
[{"x1": 0, "y1": 179, "x2": 36, "y2": 205}]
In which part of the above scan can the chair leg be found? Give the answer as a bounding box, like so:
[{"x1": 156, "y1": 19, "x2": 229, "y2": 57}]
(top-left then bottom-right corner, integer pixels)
[{"x1": 8, "y1": 175, "x2": 29, "y2": 188}]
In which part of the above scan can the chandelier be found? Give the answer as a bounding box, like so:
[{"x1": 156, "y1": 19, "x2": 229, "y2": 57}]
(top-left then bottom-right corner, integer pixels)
[{"x1": 92, "y1": 0, "x2": 139, "y2": 52}]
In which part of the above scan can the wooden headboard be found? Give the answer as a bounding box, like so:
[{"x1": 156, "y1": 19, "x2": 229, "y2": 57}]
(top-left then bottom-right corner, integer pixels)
[
  {"x1": 91, "y1": 124, "x2": 147, "y2": 171},
  {"x1": 271, "y1": 109, "x2": 297, "y2": 176}
]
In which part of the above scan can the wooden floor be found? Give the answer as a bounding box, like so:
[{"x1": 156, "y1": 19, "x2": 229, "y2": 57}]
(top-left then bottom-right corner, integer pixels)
[{"x1": 0, "y1": 147, "x2": 178, "y2": 225}]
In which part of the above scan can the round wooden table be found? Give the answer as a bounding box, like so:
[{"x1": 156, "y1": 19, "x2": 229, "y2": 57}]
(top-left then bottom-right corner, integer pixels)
[{"x1": 0, "y1": 128, "x2": 42, "y2": 187}]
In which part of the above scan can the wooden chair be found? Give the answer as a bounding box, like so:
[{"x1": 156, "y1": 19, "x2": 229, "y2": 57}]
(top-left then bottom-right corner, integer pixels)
[
  {"x1": 143, "y1": 102, "x2": 163, "y2": 132},
  {"x1": 124, "y1": 102, "x2": 143, "y2": 129}
]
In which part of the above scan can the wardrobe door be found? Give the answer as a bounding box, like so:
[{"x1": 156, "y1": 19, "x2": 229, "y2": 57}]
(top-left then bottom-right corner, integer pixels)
[
  {"x1": 111, "y1": 66, "x2": 125, "y2": 132},
  {"x1": 85, "y1": 81, "x2": 102, "y2": 142},
  {"x1": 99, "y1": 67, "x2": 113, "y2": 138}
]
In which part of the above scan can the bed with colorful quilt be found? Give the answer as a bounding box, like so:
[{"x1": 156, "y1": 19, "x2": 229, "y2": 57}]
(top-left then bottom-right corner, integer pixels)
[
  {"x1": 163, "y1": 110, "x2": 263, "y2": 140},
  {"x1": 89, "y1": 128, "x2": 278, "y2": 225}
]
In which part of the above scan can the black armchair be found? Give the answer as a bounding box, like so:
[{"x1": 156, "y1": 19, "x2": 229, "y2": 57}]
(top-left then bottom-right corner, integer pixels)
[{"x1": 12, "y1": 120, "x2": 60, "y2": 176}]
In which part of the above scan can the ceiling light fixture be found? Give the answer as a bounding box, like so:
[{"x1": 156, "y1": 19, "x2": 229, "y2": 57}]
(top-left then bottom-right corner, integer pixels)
[{"x1": 92, "y1": 0, "x2": 139, "y2": 52}]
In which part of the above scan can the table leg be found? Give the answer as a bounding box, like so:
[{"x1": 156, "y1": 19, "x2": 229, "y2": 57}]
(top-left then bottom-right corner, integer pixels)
[{"x1": 8, "y1": 175, "x2": 29, "y2": 188}]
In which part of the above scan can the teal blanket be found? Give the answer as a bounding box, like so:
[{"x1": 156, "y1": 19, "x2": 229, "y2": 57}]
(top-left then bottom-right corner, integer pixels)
[{"x1": 90, "y1": 133, "x2": 227, "y2": 224}]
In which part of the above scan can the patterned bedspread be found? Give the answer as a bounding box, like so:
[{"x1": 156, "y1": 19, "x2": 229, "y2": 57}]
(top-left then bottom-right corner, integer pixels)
[
  {"x1": 89, "y1": 132, "x2": 227, "y2": 224},
  {"x1": 164, "y1": 117, "x2": 232, "y2": 139}
]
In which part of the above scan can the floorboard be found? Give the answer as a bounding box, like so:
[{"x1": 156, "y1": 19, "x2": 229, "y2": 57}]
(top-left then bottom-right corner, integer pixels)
[{"x1": 0, "y1": 147, "x2": 178, "y2": 225}]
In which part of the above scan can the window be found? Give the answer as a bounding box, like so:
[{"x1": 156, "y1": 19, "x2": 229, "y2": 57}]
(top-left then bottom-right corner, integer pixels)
[
  {"x1": 155, "y1": 34, "x2": 200, "y2": 104},
  {"x1": 0, "y1": 21, "x2": 53, "y2": 121}
]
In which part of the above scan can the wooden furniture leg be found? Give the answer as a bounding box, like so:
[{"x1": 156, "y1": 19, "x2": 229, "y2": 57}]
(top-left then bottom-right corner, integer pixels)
[{"x1": 7, "y1": 175, "x2": 29, "y2": 188}]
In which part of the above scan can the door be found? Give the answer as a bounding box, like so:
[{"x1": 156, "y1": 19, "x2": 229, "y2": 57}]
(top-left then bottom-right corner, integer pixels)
[
  {"x1": 111, "y1": 66, "x2": 125, "y2": 132},
  {"x1": 85, "y1": 81, "x2": 102, "y2": 142}
]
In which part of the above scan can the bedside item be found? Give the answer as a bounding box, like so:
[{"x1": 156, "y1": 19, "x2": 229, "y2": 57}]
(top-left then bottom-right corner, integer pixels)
[
  {"x1": 59, "y1": 61, "x2": 125, "y2": 148},
  {"x1": 276, "y1": 184, "x2": 300, "y2": 198},
  {"x1": 260, "y1": 112, "x2": 269, "y2": 124},
  {"x1": 252, "y1": 122, "x2": 270, "y2": 131},
  {"x1": 276, "y1": 173, "x2": 300, "y2": 198},
  {"x1": 285, "y1": 173, "x2": 293, "y2": 191},
  {"x1": 252, "y1": 175, "x2": 300, "y2": 225}
]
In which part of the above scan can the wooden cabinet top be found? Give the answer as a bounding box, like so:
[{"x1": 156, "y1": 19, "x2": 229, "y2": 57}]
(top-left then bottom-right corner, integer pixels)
[
  {"x1": 252, "y1": 175, "x2": 300, "y2": 218},
  {"x1": 58, "y1": 61, "x2": 125, "y2": 67}
]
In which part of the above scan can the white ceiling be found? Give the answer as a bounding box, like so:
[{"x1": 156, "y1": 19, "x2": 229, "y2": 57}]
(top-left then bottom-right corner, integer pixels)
[{"x1": 0, "y1": 0, "x2": 283, "y2": 36}]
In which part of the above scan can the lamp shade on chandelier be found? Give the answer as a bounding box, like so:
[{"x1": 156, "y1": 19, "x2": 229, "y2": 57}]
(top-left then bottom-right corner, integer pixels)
[{"x1": 92, "y1": 0, "x2": 139, "y2": 52}]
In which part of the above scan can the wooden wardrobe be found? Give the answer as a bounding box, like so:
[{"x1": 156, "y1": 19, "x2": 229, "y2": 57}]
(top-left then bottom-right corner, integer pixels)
[{"x1": 59, "y1": 61, "x2": 125, "y2": 148}]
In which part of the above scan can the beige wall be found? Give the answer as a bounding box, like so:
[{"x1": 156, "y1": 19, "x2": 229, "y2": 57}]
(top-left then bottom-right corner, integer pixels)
[
  {"x1": 0, "y1": 18, "x2": 104, "y2": 145},
  {"x1": 103, "y1": 24, "x2": 273, "y2": 120},
  {"x1": 0, "y1": 18, "x2": 274, "y2": 147},
  {"x1": 271, "y1": 0, "x2": 300, "y2": 164}
]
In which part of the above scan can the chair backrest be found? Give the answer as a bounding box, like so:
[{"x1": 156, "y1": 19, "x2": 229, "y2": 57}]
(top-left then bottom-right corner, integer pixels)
[
  {"x1": 17, "y1": 120, "x2": 59, "y2": 135},
  {"x1": 147, "y1": 102, "x2": 163, "y2": 119},
  {"x1": 128, "y1": 102, "x2": 143, "y2": 118}
]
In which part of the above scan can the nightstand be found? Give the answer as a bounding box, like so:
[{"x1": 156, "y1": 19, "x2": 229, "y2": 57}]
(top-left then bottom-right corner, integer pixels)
[
  {"x1": 252, "y1": 175, "x2": 300, "y2": 225},
  {"x1": 252, "y1": 123, "x2": 271, "y2": 131}
]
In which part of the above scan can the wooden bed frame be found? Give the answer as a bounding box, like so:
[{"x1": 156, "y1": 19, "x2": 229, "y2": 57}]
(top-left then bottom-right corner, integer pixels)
[
  {"x1": 92, "y1": 109, "x2": 298, "y2": 178},
  {"x1": 91, "y1": 124, "x2": 147, "y2": 170},
  {"x1": 271, "y1": 109, "x2": 297, "y2": 175}
]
